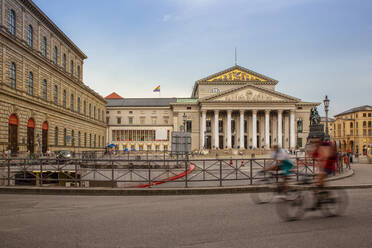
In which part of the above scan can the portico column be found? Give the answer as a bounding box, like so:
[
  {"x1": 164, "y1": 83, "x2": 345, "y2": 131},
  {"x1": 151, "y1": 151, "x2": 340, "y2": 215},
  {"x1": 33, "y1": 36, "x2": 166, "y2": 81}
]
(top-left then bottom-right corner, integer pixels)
[
  {"x1": 239, "y1": 110, "x2": 244, "y2": 149},
  {"x1": 252, "y1": 110, "x2": 257, "y2": 149},
  {"x1": 277, "y1": 110, "x2": 283, "y2": 147},
  {"x1": 201, "y1": 110, "x2": 206, "y2": 149},
  {"x1": 265, "y1": 110, "x2": 270, "y2": 149},
  {"x1": 290, "y1": 110, "x2": 295, "y2": 149},
  {"x1": 214, "y1": 110, "x2": 219, "y2": 149},
  {"x1": 227, "y1": 110, "x2": 232, "y2": 148}
]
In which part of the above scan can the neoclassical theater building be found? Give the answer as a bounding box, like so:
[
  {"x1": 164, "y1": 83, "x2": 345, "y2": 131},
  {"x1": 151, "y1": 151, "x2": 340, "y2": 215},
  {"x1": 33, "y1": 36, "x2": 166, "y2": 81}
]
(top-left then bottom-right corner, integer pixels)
[
  {"x1": 107, "y1": 65, "x2": 319, "y2": 152},
  {"x1": 0, "y1": 0, "x2": 106, "y2": 154}
]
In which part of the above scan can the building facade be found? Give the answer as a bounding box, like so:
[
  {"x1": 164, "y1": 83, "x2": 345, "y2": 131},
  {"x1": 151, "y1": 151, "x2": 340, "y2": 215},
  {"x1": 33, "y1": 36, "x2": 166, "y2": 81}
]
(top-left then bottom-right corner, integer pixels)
[
  {"x1": 333, "y1": 105, "x2": 372, "y2": 155},
  {"x1": 0, "y1": 0, "x2": 106, "y2": 155},
  {"x1": 106, "y1": 65, "x2": 319, "y2": 152}
]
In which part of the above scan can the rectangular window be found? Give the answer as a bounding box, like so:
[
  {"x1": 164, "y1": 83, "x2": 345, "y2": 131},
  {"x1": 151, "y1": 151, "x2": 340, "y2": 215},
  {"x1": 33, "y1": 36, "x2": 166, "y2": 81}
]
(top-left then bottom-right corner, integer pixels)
[
  {"x1": 106, "y1": 117, "x2": 110, "y2": 124},
  {"x1": 77, "y1": 98, "x2": 81, "y2": 113},
  {"x1": 53, "y1": 85, "x2": 58, "y2": 104},
  {"x1": 140, "y1": 117, "x2": 145, "y2": 124},
  {"x1": 128, "y1": 117, "x2": 133, "y2": 124},
  {"x1": 363, "y1": 113, "x2": 366, "y2": 117},
  {"x1": 218, "y1": 120, "x2": 223, "y2": 133},
  {"x1": 206, "y1": 120, "x2": 211, "y2": 132},
  {"x1": 297, "y1": 138, "x2": 303, "y2": 148},
  {"x1": 163, "y1": 116, "x2": 169, "y2": 124},
  {"x1": 151, "y1": 117, "x2": 157, "y2": 124},
  {"x1": 186, "y1": 120, "x2": 192, "y2": 132},
  {"x1": 117, "y1": 117, "x2": 121, "y2": 124}
]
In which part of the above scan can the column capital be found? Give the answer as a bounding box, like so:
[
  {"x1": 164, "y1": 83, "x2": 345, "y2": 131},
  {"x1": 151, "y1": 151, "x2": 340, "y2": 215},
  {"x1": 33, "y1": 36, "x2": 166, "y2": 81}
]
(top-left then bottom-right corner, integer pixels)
[
  {"x1": 227, "y1": 109, "x2": 232, "y2": 114},
  {"x1": 252, "y1": 109, "x2": 257, "y2": 114},
  {"x1": 290, "y1": 109, "x2": 295, "y2": 114},
  {"x1": 277, "y1": 109, "x2": 283, "y2": 114},
  {"x1": 240, "y1": 109, "x2": 245, "y2": 114},
  {"x1": 201, "y1": 110, "x2": 207, "y2": 114},
  {"x1": 265, "y1": 109, "x2": 271, "y2": 114},
  {"x1": 214, "y1": 110, "x2": 219, "y2": 115}
]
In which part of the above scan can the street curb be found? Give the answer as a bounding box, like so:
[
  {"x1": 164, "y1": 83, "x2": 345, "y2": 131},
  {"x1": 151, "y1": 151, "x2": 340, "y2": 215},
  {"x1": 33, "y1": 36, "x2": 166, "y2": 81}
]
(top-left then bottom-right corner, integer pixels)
[{"x1": 0, "y1": 170, "x2": 358, "y2": 196}]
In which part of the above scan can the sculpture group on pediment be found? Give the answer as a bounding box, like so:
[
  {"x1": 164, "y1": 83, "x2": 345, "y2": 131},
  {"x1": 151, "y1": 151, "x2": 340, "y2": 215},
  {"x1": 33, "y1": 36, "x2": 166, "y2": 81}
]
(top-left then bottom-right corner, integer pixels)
[
  {"x1": 209, "y1": 70, "x2": 266, "y2": 82},
  {"x1": 218, "y1": 90, "x2": 275, "y2": 102}
]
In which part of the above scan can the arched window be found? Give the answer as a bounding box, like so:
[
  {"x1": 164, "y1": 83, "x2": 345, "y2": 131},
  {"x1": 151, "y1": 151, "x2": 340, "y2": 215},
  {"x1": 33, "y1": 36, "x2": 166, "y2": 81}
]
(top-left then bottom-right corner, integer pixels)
[
  {"x1": 350, "y1": 122, "x2": 353, "y2": 128},
  {"x1": 102, "y1": 110, "x2": 104, "y2": 121},
  {"x1": 89, "y1": 103, "x2": 91, "y2": 117},
  {"x1": 89, "y1": 133, "x2": 92, "y2": 147},
  {"x1": 10, "y1": 62, "x2": 16, "y2": 89},
  {"x1": 63, "y1": 128, "x2": 67, "y2": 146},
  {"x1": 71, "y1": 130, "x2": 75, "y2": 147},
  {"x1": 27, "y1": 25, "x2": 33, "y2": 47},
  {"x1": 363, "y1": 121, "x2": 367, "y2": 128},
  {"x1": 55, "y1": 127, "x2": 59, "y2": 146},
  {"x1": 84, "y1": 132, "x2": 87, "y2": 147},
  {"x1": 53, "y1": 85, "x2": 58, "y2": 104},
  {"x1": 77, "y1": 97, "x2": 81, "y2": 113},
  {"x1": 98, "y1": 135, "x2": 100, "y2": 147},
  {"x1": 63, "y1": 89, "x2": 67, "y2": 108},
  {"x1": 63, "y1": 53, "x2": 66, "y2": 71},
  {"x1": 297, "y1": 119, "x2": 303, "y2": 133},
  {"x1": 53, "y1": 46, "x2": 58, "y2": 64},
  {"x1": 70, "y1": 60, "x2": 74, "y2": 76},
  {"x1": 9, "y1": 10, "x2": 16, "y2": 35},
  {"x1": 78, "y1": 131, "x2": 81, "y2": 147},
  {"x1": 94, "y1": 134, "x2": 96, "y2": 148},
  {"x1": 70, "y1": 93, "x2": 74, "y2": 111},
  {"x1": 98, "y1": 108, "x2": 100, "y2": 120},
  {"x1": 42, "y1": 36, "x2": 47, "y2": 56},
  {"x1": 94, "y1": 106, "x2": 96, "y2": 119},
  {"x1": 83, "y1": 100, "x2": 86, "y2": 115},
  {"x1": 42, "y1": 79, "x2": 47, "y2": 100},
  {"x1": 28, "y1": 72, "x2": 33, "y2": 95},
  {"x1": 77, "y1": 65, "x2": 80, "y2": 79}
]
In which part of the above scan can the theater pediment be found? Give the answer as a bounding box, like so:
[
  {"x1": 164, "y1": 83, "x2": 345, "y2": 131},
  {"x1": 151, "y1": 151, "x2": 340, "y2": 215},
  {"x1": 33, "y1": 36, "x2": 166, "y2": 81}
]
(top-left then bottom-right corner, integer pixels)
[{"x1": 202, "y1": 85, "x2": 299, "y2": 102}]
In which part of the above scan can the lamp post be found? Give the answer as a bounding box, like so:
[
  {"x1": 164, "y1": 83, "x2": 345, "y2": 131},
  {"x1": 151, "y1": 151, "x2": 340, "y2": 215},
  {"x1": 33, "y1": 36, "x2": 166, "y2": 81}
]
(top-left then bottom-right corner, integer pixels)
[{"x1": 323, "y1": 95, "x2": 330, "y2": 141}]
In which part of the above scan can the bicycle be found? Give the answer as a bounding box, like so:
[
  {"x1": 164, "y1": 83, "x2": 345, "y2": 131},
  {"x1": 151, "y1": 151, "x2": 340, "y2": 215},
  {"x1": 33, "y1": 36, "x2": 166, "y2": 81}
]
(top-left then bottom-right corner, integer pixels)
[
  {"x1": 251, "y1": 169, "x2": 297, "y2": 204},
  {"x1": 275, "y1": 173, "x2": 348, "y2": 221}
]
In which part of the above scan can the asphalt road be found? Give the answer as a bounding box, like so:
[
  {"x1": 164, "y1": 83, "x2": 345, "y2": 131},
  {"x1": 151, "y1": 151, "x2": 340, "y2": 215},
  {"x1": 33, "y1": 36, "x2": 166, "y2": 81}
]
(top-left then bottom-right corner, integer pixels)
[{"x1": 1, "y1": 189, "x2": 372, "y2": 248}]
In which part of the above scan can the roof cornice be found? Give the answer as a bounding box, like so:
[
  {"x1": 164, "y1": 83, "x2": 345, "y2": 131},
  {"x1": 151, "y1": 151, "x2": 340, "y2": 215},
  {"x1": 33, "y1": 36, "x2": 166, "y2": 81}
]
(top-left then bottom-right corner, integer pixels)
[{"x1": 21, "y1": 0, "x2": 87, "y2": 59}]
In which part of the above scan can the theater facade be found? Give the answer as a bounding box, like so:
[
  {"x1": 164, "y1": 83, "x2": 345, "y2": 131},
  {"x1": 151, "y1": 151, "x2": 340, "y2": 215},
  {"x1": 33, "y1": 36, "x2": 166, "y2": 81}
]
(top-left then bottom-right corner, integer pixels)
[{"x1": 106, "y1": 65, "x2": 319, "y2": 152}]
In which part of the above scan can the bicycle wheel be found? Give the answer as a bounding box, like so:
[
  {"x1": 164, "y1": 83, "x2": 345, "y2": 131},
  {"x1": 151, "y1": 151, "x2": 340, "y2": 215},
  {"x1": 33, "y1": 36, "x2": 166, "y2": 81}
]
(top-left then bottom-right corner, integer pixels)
[
  {"x1": 320, "y1": 190, "x2": 348, "y2": 217},
  {"x1": 251, "y1": 176, "x2": 275, "y2": 204},
  {"x1": 276, "y1": 190, "x2": 305, "y2": 221}
]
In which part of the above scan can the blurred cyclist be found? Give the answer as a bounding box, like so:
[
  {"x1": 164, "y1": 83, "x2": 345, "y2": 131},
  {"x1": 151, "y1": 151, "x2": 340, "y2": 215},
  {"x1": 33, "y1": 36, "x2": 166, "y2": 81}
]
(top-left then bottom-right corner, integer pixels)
[{"x1": 265, "y1": 145, "x2": 294, "y2": 193}]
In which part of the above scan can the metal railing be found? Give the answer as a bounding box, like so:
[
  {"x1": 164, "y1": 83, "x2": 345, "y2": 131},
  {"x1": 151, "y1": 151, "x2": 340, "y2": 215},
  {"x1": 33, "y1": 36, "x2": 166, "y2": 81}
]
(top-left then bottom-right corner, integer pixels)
[{"x1": 0, "y1": 156, "x2": 346, "y2": 188}]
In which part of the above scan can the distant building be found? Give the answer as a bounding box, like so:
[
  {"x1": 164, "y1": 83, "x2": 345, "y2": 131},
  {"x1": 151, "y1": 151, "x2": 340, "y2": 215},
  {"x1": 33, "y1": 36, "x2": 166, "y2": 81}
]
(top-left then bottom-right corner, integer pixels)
[
  {"x1": 320, "y1": 117, "x2": 335, "y2": 139},
  {"x1": 333, "y1": 105, "x2": 372, "y2": 155},
  {"x1": 106, "y1": 65, "x2": 319, "y2": 152},
  {"x1": 0, "y1": 0, "x2": 106, "y2": 155}
]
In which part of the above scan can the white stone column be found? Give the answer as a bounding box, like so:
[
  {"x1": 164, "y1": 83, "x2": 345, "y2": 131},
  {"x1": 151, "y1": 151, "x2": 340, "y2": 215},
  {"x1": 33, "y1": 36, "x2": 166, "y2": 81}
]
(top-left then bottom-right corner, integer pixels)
[
  {"x1": 265, "y1": 110, "x2": 270, "y2": 149},
  {"x1": 227, "y1": 110, "x2": 232, "y2": 148},
  {"x1": 201, "y1": 110, "x2": 206, "y2": 149},
  {"x1": 239, "y1": 110, "x2": 244, "y2": 149},
  {"x1": 252, "y1": 110, "x2": 257, "y2": 149},
  {"x1": 277, "y1": 110, "x2": 283, "y2": 148},
  {"x1": 214, "y1": 110, "x2": 219, "y2": 149},
  {"x1": 290, "y1": 110, "x2": 295, "y2": 149}
]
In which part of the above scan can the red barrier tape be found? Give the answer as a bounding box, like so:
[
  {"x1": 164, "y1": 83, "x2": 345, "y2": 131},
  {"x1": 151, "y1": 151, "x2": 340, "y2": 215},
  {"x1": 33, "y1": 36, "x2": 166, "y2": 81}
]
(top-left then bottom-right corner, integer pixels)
[{"x1": 135, "y1": 164, "x2": 196, "y2": 188}]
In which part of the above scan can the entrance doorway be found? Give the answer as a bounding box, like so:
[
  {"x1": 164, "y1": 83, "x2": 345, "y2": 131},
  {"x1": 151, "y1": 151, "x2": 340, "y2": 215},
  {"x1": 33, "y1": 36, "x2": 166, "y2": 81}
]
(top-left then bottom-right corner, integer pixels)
[
  {"x1": 27, "y1": 118, "x2": 35, "y2": 154},
  {"x1": 219, "y1": 135, "x2": 224, "y2": 149},
  {"x1": 8, "y1": 114, "x2": 18, "y2": 154},
  {"x1": 42, "y1": 121, "x2": 48, "y2": 153},
  {"x1": 206, "y1": 135, "x2": 211, "y2": 149}
]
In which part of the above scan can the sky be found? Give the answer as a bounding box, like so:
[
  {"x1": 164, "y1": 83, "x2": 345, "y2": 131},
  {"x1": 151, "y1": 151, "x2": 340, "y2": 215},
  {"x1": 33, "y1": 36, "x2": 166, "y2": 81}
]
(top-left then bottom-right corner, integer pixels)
[{"x1": 34, "y1": 0, "x2": 372, "y2": 117}]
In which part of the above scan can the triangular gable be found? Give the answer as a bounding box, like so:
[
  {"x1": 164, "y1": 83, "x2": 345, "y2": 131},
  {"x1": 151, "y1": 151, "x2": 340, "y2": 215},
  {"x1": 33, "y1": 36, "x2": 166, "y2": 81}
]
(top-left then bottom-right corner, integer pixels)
[
  {"x1": 197, "y1": 65, "x2": 278, "y2": 83},
  {"x1": 201, "y1": 84, "x2": 300, "y2": 102}
]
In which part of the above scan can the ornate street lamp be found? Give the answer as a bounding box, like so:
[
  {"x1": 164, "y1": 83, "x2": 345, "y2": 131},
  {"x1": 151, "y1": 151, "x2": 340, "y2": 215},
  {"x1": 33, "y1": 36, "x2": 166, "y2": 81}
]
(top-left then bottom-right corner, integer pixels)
[{"x1": 323, "y1": 95, "x2": 330, "y2": 140}]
